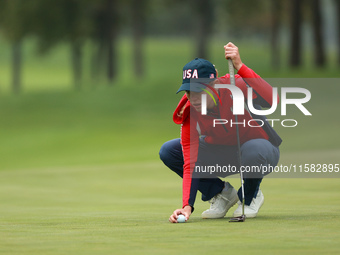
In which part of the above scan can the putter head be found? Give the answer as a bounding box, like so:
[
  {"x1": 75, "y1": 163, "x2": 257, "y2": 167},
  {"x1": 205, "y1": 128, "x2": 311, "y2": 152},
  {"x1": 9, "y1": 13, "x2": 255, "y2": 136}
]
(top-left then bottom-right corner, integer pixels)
[{"x1": 229, "y1": 215, "x2": 246, "y2": 222}]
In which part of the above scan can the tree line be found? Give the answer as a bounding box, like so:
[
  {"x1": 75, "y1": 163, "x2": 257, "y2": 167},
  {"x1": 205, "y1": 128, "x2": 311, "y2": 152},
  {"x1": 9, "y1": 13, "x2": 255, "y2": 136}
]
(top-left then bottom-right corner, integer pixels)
[{"x1": 0, "y1": 0, "x2": 339, "y2": 94}]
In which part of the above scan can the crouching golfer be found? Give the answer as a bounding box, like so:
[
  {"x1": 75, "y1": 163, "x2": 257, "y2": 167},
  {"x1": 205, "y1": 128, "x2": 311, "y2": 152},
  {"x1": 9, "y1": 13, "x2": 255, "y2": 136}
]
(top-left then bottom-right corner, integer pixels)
[{"x1": 159, "y1": 42, "x2": 282, "y2": 223}]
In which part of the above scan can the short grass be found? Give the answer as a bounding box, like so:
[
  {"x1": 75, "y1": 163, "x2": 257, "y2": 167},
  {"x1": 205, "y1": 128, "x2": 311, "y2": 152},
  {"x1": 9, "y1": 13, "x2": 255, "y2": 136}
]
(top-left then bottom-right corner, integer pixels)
[
  {"x1": 0, "y1": 162, "x2": 340, "y2": 255},
  {"x1": 0, "y1": 37, "x2": 339, "y2": 254}
]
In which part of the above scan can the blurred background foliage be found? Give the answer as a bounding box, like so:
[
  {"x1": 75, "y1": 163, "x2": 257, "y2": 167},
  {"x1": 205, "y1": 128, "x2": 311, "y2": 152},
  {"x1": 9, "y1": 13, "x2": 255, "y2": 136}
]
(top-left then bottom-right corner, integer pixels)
[
  {"x1": 0, "y1": 0, "x2": 339, "y2": 171},
  {"x1": 0, "y1": 0, "x2": 339, "y2": 92}
]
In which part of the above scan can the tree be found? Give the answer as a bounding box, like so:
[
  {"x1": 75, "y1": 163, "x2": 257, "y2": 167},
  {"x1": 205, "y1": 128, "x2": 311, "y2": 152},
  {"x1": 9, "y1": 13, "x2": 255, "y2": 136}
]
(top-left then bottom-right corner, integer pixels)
[
  {"x1": 193, "y1": 0, "x2": 214, "y2": 59},
  {"x1": 289, "y1": 0, "x2": 303, "y2": 67},
  {"x1": 335, "y1": 0, "x2": 340, "y2": 65},
  {"x1": 270, "y1": 0, "x2": 281, "y2": 70},
  {"x1": 90, "y1": 0, "x2": 121, "y2": 83},
  {"x1": 28, "y1": 0, "x2": 123, "y2": 86},
  {"x1": 311, "y1": 0, "x2": 326, "y2": 67},
  {"x1": 62, "y1": 0, "x2": 92, "y2": 89},
  {"x1": 0, "y1": 0, "x2": 93, "y2": 91},
  {"x1": 29, "y1": 0, "x2": 92, "y2": 90},
  {"x1": 0, "y1": 0, "x2": 30, "y2": 94},
  {"x1": 131, "y1": 0, "x2": 147, "y2": 77}
]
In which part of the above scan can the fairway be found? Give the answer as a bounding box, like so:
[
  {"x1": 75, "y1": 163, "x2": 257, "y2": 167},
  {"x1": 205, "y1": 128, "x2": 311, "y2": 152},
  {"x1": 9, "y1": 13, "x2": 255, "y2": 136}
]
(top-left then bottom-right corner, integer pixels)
[{"x1": 0, "y1": 158, "x2": 340, "y2": 255}]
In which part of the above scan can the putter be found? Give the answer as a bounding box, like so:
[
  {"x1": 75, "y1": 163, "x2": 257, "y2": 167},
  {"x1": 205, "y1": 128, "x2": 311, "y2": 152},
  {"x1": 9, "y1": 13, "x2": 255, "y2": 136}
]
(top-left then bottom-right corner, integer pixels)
[{"x1": 227, "y1": 59, "x2": 246, "y2": 223}]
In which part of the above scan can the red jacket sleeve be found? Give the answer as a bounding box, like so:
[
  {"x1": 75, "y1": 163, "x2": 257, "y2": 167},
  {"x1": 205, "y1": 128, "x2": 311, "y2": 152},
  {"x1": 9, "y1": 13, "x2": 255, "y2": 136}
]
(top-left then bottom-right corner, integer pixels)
[
  {"x1": 219, "y1": 64, "x2": 279, "y2": 107},
  {"x1": 180, "y1": 113, "x2": 199, "y2": 209},
  {"x1": 173, "y1": 95, "x2": 200, "y2": 210}
]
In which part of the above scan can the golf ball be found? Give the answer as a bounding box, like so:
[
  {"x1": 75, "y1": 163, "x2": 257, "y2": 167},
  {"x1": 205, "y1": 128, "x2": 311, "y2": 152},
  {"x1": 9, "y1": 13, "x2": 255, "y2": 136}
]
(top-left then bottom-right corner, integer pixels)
[{"x1": 177, "y1": 214, "x2": 186, "y2": 223}]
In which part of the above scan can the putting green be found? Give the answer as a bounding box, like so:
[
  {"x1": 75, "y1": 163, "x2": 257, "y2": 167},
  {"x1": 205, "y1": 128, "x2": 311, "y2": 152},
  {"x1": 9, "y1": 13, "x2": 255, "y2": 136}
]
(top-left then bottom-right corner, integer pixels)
[{"x1": 0, "y1": 159, "x2": 339, "y2": 255}]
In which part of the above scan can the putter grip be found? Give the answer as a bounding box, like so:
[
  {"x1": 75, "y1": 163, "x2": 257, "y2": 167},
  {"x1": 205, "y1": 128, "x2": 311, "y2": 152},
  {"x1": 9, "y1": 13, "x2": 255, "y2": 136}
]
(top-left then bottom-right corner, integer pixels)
[{"x1": 228, "y1": 59, "x2": 235, "y2": 86}]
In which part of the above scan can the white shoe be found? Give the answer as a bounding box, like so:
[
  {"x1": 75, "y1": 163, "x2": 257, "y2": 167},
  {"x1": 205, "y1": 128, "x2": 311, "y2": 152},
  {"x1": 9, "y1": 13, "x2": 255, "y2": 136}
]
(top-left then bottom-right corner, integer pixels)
[
  {"x1": 233, "y1": 189, "x2": 264, "y2": 218},
  {"x1": 201, "y1": 182, "x2": 238, "y2": 219}
]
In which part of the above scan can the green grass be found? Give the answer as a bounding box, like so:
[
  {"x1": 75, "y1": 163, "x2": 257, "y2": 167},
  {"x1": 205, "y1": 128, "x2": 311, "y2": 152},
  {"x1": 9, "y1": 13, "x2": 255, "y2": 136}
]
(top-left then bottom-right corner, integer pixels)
[
  {"x1": 1, "y1": 162, "x2": 340, "y2": 255},
  {"x1": 0, "y1": 37, "x2": 339, "y2": 254}
]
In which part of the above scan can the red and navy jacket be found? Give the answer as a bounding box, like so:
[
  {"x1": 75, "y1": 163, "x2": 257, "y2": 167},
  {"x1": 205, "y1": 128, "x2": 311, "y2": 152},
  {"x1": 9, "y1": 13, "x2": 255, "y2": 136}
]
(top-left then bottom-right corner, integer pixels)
[{"x1": 173, "y1": 64, "x2": 282, "y2": 210}]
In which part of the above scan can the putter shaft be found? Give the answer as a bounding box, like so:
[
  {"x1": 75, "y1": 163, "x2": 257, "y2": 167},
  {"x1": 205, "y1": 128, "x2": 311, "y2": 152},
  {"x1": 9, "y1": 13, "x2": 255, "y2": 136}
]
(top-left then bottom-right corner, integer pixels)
[{"x1": 228, "y1": 59, "x2": 245, "y2": 222}]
